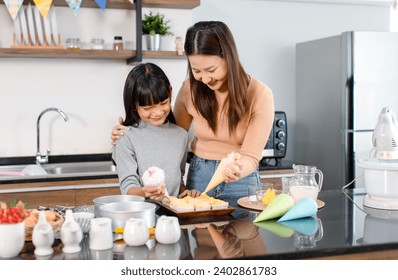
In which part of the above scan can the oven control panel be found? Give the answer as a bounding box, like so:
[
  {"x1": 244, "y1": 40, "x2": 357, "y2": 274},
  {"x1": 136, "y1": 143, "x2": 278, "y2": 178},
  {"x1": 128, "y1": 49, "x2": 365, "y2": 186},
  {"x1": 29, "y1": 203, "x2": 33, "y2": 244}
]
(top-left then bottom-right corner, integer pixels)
[{"x1": 262, "y1": 111, "x2": 287, "y2": 159}]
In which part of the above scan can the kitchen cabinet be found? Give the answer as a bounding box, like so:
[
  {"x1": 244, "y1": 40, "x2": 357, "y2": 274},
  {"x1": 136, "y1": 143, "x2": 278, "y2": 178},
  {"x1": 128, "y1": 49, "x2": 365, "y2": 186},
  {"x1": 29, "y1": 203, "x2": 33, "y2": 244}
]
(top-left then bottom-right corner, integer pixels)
[
  {"x1": 0, "y1": 178, "x2": 119, "y2": 208},
  {"x1": 0, "y1": 0, "x2": 199, "y2": 63}
]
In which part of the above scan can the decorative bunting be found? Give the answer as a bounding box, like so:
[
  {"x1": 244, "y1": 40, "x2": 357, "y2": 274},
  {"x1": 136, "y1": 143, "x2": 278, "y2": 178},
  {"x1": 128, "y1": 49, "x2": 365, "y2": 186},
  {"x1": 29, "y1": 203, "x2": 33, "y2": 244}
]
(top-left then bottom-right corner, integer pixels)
[
  {"x1": 66, "y1": 0, "x2": 82, "y2": 16},
  {"x1": 33, "y1": 0, "x2": 53, "y2": 18},
  {"x1": 3, "y1": 0, "x2": 24, "y2": 20},
  {"x1": 95, "y1": 0, "x2": 107, "y2": 11}
]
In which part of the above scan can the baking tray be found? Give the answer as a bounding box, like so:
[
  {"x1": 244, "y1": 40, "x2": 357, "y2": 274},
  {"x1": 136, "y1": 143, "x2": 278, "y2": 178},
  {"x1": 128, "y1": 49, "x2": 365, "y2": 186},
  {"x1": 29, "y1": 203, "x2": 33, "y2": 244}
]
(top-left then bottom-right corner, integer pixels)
[{"x1": 155, "y1": 201, "x2": 235, "y2": 218}]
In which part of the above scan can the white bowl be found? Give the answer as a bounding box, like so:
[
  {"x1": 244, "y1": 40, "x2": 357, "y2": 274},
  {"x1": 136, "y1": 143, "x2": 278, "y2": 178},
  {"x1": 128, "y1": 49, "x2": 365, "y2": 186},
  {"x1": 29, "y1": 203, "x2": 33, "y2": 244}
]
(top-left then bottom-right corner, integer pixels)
[
  {"x1": 0, "y1": 221, "x2": 25, "y2": 258},
  {"x1": 357, "y1": 158, "x2": 398, "y2": 199}
]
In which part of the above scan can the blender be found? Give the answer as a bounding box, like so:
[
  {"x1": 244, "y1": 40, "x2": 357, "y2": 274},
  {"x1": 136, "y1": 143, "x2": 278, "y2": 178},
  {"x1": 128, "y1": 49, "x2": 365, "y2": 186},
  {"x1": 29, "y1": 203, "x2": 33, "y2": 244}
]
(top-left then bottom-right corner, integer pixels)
[{"x1": 357, "y1": 107, "x2": 398, "y2": 210}]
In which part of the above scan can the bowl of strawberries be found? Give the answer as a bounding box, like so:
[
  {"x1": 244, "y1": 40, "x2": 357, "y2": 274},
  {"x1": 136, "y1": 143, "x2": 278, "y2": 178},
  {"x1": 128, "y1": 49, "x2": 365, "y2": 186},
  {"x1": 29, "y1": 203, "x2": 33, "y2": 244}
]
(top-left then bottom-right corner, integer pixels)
[{"x1": 0, "y1": 200, "x2": 29, "y2": 258}]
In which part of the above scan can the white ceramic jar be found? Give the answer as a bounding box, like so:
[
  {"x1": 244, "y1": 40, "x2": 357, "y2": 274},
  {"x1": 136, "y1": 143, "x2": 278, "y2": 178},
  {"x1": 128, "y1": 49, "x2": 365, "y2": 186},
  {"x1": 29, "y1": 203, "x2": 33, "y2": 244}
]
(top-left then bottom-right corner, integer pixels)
[
  {"x1": 123, "y1": 218, "x2": 149, "y2": 246},
  {"x1": 155, "y1": 215, "x2": 181, "y2": 244}
]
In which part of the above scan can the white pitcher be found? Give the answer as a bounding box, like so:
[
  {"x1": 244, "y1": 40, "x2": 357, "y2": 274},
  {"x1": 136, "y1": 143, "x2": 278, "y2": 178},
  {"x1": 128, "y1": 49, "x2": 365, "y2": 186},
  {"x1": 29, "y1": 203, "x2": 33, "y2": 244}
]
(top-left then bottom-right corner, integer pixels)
[
  {"x1": 123, "y1": 218, "x2": 149, "y2": 247},
  {"x1": 155, "y1": 215, "x2": 181, "y2": 244},
  {"x1": 60, "y1": 209, "x2": 83, "y2": 254},
  {"x1": 89, "y1": 217, "x2": 113, "y2": 250},
  {"x1": 32, "y1": 211, "x2": 54, "y2": 256}
]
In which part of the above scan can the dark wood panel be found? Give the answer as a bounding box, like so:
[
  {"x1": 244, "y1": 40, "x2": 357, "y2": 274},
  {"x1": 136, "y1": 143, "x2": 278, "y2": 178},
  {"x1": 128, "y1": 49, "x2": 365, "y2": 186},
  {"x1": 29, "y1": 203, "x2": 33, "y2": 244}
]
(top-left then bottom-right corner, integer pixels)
[{"x1": 76, "y1": 187, "x2": 121, "y2": 205}]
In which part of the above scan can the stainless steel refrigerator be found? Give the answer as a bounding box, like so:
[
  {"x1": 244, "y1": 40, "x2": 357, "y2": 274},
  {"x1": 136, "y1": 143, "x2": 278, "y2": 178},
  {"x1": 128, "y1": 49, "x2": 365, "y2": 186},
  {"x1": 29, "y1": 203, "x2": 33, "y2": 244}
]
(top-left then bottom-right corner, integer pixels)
[{"x1": 295, "y1": 31, "x2": 398, "y2": 190}]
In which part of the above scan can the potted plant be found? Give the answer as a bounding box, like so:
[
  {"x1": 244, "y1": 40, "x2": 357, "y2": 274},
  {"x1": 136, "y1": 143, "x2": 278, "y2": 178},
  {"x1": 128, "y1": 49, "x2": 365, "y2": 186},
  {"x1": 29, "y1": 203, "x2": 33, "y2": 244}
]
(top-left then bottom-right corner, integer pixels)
[{"x1": 142, "y1": 12, "x2": 173, "y2": 51}]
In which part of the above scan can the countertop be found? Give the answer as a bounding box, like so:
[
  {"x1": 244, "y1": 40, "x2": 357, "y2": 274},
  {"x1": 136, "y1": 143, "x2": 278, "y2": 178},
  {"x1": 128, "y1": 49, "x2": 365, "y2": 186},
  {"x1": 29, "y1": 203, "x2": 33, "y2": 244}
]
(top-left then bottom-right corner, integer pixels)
[{"x1": 9, "y1": 188, "x2": 398, "y2": 260}]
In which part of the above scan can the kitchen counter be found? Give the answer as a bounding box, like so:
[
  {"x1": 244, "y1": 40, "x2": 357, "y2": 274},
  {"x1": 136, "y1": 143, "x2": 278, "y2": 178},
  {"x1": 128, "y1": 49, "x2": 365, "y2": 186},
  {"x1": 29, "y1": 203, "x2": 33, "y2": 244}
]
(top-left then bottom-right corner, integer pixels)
[{"x1": 7, "y1": 187, "x2": 398, "y2": 260}]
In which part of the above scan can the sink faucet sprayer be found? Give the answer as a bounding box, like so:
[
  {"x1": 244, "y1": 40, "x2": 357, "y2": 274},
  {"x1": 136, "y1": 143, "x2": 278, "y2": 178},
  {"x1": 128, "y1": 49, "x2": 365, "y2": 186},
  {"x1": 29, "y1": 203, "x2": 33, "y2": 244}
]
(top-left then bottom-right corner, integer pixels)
[{"x1": 36, "y1": 107, "x2": 69, "y2": 164}]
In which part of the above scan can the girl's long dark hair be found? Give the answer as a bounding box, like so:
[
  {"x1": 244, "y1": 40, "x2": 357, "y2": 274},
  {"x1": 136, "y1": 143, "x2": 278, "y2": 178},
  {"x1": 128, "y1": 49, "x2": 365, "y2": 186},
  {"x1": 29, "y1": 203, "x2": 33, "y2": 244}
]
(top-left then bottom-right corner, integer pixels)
[
  {"x1": 122, "y1": 63, "x2": 176, "y2": 127},
  {"x1": 184, "y1": 21, "x2": 249, "y2": 134}
]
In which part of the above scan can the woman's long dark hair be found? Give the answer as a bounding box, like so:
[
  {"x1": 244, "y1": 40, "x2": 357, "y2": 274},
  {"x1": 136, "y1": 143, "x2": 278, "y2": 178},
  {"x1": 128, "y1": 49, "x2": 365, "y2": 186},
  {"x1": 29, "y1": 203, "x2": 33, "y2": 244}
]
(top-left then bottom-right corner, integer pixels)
[
  {"x1": 184, "y1": 21, "x2": 249, "y2": 134},
  {"x1": 122, "y1": 63, "x2": 176, "y2": 127}
]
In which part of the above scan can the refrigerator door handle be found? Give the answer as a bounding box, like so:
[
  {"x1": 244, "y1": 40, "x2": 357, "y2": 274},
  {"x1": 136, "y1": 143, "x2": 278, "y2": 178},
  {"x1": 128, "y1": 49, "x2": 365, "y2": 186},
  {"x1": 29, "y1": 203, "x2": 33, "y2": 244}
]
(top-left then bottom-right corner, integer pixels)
[{"x1": 345, "y1": 129, "x2": 374, "y2": 133}]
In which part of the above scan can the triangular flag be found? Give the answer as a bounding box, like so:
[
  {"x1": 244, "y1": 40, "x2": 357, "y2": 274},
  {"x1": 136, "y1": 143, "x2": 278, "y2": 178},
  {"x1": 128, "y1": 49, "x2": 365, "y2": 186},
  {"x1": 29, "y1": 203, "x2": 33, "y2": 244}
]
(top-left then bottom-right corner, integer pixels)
[
  {"x1": 33, "y1": 0, "x2": 52, "y2": 18},
  {"x1": 253, "y1": 194, "x2": 294, "y2": 222},
  {"x1": 95, "y1": 0, "x2": 107, "y2": 11},
  {"x1": 279, "y1": 217, "x2": 319, "y2": 236},
  {"x1": 3, "y1": 0, "x2": 24, "y2": 20},
  {"x1": 277, "y1": 198, "x2": 318, "y2": 222},
  {"x1": 65, "y1": 0, "x2": 82, "y2": 16}
]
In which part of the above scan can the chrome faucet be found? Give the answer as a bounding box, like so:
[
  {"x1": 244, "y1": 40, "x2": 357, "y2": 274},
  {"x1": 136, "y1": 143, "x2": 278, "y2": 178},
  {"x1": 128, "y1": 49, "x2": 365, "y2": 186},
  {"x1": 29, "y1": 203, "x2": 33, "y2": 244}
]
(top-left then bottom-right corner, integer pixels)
[{"x1": 36, "y1": 107, "x2": 69, "y2": 164}]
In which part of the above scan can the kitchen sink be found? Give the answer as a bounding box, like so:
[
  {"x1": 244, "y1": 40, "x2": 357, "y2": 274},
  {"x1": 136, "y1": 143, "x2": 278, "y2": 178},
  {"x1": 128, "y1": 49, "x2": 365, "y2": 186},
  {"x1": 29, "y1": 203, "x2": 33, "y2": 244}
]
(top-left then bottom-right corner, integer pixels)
[
  {"x1": 0, "y1": 161, "x2": 117, "y2": 180},
  {"x1": 44, "y1": 162, "x2": 117, "y2": 175}
]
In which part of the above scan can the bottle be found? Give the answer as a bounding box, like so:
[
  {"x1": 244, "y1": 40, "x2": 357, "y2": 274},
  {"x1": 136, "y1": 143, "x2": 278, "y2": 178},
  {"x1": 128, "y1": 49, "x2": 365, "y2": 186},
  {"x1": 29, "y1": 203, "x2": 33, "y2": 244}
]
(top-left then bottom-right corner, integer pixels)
[{"x1": 113, "y1": 36, "x2": 124, "y2": 50}]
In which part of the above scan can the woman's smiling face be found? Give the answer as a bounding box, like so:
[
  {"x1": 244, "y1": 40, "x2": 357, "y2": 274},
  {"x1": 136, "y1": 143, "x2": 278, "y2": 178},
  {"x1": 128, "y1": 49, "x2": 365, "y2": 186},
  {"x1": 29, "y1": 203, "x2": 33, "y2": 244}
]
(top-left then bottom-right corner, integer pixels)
[
  {"x1": 136, "y1": 98, "x2": 171, "y2": 126},
  {"x1": 188, "y1": 54, "x2": 228, "y2": 91}
]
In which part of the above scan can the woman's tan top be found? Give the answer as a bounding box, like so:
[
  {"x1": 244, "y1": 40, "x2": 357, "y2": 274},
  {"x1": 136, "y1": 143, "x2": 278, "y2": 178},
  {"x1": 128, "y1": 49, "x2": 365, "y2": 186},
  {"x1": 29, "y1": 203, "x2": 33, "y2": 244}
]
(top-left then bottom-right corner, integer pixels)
[{"x1": 173, "y1": 77, "x2": 274, "y2": 178}]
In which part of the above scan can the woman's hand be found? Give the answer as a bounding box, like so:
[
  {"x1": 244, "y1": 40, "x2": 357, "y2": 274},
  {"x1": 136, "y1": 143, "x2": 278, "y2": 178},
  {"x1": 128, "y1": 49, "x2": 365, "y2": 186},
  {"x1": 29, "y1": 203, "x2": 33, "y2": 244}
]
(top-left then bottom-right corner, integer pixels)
[
  {"x1": 179, "y1": 189, "x2": 201, "y2": 198},
  {"x1": 223, "y1": 159, "x2": 242, "y2": 183},
  {"x1": 111, "y1": 116, "x2": 129, "y2": 145}
]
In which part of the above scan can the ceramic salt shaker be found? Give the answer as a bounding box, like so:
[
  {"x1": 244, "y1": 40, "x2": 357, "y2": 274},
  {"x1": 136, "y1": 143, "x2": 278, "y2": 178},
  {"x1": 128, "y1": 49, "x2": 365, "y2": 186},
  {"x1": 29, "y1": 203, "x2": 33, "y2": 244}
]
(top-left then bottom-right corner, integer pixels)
[
  {"x1": 60, "y1": 209, "x2": 83, "y2": 254},
  {"x1": 32, "y1": 211, "x2": 54, "y2": 256}
]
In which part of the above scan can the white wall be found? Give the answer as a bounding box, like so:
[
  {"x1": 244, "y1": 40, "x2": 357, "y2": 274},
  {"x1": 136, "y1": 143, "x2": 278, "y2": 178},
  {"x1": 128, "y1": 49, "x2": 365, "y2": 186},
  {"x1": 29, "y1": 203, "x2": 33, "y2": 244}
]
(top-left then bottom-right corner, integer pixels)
[{"x1": 0, "y1": 0, "x2": 392, "y2": 161}]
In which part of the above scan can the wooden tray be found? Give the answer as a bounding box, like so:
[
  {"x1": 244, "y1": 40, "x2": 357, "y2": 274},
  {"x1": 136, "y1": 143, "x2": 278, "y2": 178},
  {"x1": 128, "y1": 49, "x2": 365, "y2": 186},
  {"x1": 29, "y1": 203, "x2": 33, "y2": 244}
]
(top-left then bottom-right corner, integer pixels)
[
  {"x1": 237, "y1": 196, "x2": 325, "y2": 211},
  {"x1": 156, "y1": 201, "x2": 235, "y2": 219}
]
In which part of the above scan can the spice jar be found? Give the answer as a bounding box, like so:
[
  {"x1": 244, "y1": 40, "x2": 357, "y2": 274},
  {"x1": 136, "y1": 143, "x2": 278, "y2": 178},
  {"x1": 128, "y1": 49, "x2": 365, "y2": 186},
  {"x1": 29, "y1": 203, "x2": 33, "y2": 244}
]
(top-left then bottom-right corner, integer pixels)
[
  {"x1": 113, "y1": 36, "x2": 124, "y2": 50},
  {"x1": 90, "y1": 38, "x2": 105, "y2": 50},
  {"x1": 65, "y1": 38, "x2": 81, "y2": 50}
]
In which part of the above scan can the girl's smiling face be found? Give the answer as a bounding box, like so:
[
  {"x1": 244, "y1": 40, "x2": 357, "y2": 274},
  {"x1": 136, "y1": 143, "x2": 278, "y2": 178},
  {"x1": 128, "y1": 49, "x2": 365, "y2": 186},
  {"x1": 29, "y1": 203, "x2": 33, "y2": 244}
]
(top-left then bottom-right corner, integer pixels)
[
  {"x1": 188, "y1": 54, "x2": 228, "y2": 91},
  {"x1": 136, "y1": 98, "x2": 171, "y2": 126}
]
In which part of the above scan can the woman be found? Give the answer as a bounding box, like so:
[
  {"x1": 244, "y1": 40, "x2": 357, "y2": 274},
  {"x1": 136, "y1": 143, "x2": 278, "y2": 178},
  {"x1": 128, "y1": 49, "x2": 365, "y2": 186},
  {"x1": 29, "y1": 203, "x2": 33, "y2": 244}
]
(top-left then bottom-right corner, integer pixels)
[
  {"x1": 112, "y1": 21, "x2": 274, "y2": 207},
  {"x1": 112, "y1": 62, "x2": 198, "y2": 200}
]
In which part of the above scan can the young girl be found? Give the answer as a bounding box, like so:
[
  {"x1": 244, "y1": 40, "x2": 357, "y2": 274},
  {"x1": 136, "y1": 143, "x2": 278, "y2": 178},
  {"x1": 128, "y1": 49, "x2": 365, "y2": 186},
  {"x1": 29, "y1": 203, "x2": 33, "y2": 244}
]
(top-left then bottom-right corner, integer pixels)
[{"x1": 112, "y1": 63, "x2": 199, "y2": 200}]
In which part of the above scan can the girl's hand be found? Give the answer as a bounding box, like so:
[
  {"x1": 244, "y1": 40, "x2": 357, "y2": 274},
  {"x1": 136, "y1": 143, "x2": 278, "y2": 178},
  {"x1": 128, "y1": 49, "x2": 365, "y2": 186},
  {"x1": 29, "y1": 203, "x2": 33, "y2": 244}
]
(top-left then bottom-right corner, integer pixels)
[
  {"x1": 142, "y1": 184, "x2": 165, "y2": 200},
  {"x1": 111, "y1": 116, "x2": 129, "y2": 145}
]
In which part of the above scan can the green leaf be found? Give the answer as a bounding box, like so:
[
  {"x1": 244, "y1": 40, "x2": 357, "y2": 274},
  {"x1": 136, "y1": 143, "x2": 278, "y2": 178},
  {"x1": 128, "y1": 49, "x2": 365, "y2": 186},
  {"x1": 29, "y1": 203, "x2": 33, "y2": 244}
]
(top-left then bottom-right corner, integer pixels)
[{"x1": 142, "y1": 11, "x2": 173, "y2": 36}]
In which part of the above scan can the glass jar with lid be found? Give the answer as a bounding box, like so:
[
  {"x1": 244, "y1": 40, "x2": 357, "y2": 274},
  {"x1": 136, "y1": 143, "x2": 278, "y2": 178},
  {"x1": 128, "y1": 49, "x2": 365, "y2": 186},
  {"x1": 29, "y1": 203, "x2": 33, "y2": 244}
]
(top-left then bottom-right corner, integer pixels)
[
  {"x1": 113, "y1": 36, "x2": 124, "y2": 50},
  {"x1": 65, "y1": 38, "x2": 81, "y2": 50},
  {"x1": 90, "y1": 39, "x2": 106, "y2": 50}
]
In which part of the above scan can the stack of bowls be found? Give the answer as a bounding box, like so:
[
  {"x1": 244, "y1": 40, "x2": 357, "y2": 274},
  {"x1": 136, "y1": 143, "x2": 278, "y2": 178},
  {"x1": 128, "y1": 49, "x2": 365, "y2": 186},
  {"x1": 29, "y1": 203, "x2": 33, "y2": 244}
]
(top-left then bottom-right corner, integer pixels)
[
  {"x1": 99, "y1": 201, "x2": 157, "y2": 231},
  {"x1": 93, "y1": 195, "x2": 145, "y2": 218}
]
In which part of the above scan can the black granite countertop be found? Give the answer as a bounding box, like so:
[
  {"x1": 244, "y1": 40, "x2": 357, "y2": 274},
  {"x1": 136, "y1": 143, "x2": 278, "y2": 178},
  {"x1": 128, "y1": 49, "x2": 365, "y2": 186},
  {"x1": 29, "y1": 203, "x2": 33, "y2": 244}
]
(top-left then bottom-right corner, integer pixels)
[{"x1": 10, "y1": 187, "x2": 398, "y2": 260}]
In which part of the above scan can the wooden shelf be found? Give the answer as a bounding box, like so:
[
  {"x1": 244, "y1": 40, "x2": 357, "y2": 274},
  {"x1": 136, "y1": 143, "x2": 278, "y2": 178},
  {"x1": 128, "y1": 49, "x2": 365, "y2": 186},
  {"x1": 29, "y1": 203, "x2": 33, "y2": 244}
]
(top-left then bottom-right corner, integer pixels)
[
  {"x1": 0, "y1": 0, "x2": 197, "y2": 63},
  {"x1": 0, "y1": 48, "x2": 186, "y2": 61},
  {"x1": 4, "y1": 0, "x2": 200, "y2": 10}
]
